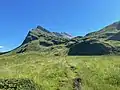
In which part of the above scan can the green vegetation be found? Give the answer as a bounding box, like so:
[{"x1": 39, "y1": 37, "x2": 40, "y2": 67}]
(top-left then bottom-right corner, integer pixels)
[
  {"x1": 2, "y1": 22, "x2": 120, "y2": 90},
  {"x1": 0, "y1": 53, "x2": 120, "y2": 90},
  {"x1": 0, "y1": 79, "x2": 39, "y2": 90},
  {"x1": 85, "y1": 21, "x2": 120, "y2": 39},
  {"x1": 68, "y1": 40, "x2": 114, "y2": 55}
]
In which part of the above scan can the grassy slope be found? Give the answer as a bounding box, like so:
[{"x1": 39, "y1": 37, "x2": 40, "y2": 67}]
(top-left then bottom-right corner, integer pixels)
[{"x1": 0, "y1": 53, "x2": 120, "y2": 90}]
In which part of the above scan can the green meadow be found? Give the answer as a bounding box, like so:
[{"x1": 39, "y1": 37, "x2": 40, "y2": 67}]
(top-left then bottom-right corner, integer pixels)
[{"x1": 0, "y1": 53, "x2": 120, "y2": 90}]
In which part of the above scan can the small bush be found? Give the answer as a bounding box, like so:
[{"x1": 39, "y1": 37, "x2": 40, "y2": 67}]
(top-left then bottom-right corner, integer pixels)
[{"x1": 0, "y1": 79, "x2": 40, "y2": 90}]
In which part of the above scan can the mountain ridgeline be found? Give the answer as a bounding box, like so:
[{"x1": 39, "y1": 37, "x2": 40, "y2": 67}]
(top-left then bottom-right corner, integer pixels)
[{"x1": 6, "y1": 21, "x2": 120, "y2": 55}]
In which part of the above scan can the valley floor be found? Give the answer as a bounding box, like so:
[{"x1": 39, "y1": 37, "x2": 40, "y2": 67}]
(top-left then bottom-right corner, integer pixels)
[{"x1": 0, "y1": 53, "x2": 120, "y2": 90}]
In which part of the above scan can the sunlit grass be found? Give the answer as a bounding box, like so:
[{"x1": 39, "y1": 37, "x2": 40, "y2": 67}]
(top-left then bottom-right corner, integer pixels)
[{"x1": 0, "y1": 53, "x2": 120, "y2": 90}]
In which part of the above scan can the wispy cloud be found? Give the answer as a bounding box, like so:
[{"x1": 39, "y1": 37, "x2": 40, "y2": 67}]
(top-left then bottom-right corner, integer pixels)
[{"x1": 0, "y1": 46, "x2": 4, "y2": 49}]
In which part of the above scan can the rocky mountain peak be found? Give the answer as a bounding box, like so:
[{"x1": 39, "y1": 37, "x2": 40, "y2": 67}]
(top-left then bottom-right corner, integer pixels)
[{"x1": 35, "y1": 25, "x2": 51, "y2": 33}]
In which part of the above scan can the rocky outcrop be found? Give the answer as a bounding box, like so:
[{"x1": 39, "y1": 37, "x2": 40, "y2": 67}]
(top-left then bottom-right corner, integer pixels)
[
  {"x1": 68, "y1": 40, "x2": 114, "y2": 55},
  {"x1": 53, "y1": 32, "x2": 73, "y2": 39},
  {"x1": 22, "y1": 31, "x2": 39, "y2": 45},
  {"x1": 109, "y1": 32, "x2": 120, "y2": 41},
  {"x1": 73, "y1": 78, "x2": 82, "y2": 90}
]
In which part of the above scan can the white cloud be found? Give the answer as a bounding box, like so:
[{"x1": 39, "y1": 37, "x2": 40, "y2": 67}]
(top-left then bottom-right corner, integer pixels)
[{"x1": 0, "y1": 46, "x2": 4, "y2": 49}]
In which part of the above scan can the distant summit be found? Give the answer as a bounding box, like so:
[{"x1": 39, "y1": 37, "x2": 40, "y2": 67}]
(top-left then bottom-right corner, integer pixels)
[
  {"x1": 22, "y1": 26, "x2": 72, "y2": 45},
  {"x1": 53, "y1": 32, "x2": 73, "y2": 39},
  {"x1": 61, "y1": 32, "x2": 73, "y2": 38},
  {"x1": 85, "y1": 21, "x2": 120, "y2": 39},
  {"x1": 36, "y1": 26, "x2": 52, "y2": 34}
]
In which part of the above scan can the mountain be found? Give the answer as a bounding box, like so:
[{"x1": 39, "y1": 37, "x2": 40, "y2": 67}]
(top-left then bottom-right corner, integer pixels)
[
  {"x1": 85, "y1": 21, "x2": 120, "y2": 39},
  {"x1": 3, "y1": 21, "x2": 120, "y2": 55},
  {"x1": 68, "y1": 21, "x2": 120, "y2": 55},
  {"x1": 22, "y1": 26, "x2": 71, "y2": 45},
  {"x1": 7, "y1": 26, "x2": 70, "y2": 55}
]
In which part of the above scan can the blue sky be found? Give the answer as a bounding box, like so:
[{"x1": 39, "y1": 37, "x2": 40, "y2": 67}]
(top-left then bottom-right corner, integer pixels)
[{"x1": 0, "y1": 0, "x2": 120, "y2": 51}]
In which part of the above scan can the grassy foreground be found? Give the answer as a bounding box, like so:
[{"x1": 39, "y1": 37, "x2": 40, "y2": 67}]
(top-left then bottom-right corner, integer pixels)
[{"x1": 0, "y1": 53, "x2": 120, "y2": 90}]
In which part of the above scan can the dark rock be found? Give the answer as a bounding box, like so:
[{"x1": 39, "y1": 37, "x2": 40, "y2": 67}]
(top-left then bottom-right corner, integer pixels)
[
  {"x1": 37, "y1": 25, "x2": 51, "y2": 33},
  {"x1": 68, "y1": 40, "x2": 114, "y2": 55},
  {"x1": 109, "y1": 32, "x2": 120, "y2": 41},
  {"x1": 73, "y1": 78, "x2": 82, "y2": 90},
  {"x1": 39, "y1": 41, "x2": 54, "y2": 47},
  {"x1": 22, "y1": 31, "x2": 39, "y2": 45},
  {"x1": 51, "y1": 40, "x2": 63, "y2": 45},
  {"x1": 17, "y1": 48, "x2": 26, "y2": 53},
  {"x1": 116, "y1": 22, "x2": 120, "y2": 30},
  {"x1": 53, "y1": 32, "x2": 72, "y2": 39},
  {"x1": 54, "y1": 53, "x2": 60, "y2": 56}
]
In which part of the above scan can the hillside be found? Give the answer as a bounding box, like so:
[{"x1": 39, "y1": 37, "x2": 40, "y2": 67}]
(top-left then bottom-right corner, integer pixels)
[
  {"x1": 68, "y1": 21, "x2": 120, "y2": 55},
  {"x1": 85, "y1": 21, "x2": 120, "y2": 40}
]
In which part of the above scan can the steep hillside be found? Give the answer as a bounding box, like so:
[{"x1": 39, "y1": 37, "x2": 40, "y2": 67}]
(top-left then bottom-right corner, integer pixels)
[
  {"x1": 67, "y1": 21, "x2": 120, "y2": 55},
  {"x1": 22, "y1": 26, "x2": 69, "y2": 45},
  {"x1": 85, "y1": 21, "x2": 120, "y2": 39}
]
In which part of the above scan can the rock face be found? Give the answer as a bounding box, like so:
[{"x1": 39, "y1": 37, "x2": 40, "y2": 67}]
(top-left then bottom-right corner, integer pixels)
[
  {"x1": 22, "y1": 31, "x2": 39, "y2": 45},
  {"x1": 61, "y1": 32, "x2": 73, "y2": 38},
  {"x1": 68, "y1": 40, "x2": 114, "y2": 55},
  {"x1": 109, "y1": 32, "x2": 120, "y2": 41},
  {"x1": 53, "y1": 32, "x2": 73, "y2": 39},
  {"x1": 40, "y1": 41, "x2": 54, "y2": 47},
  {"x1": 73, "y1": 78, "x2": 82, "y2": 90}
]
